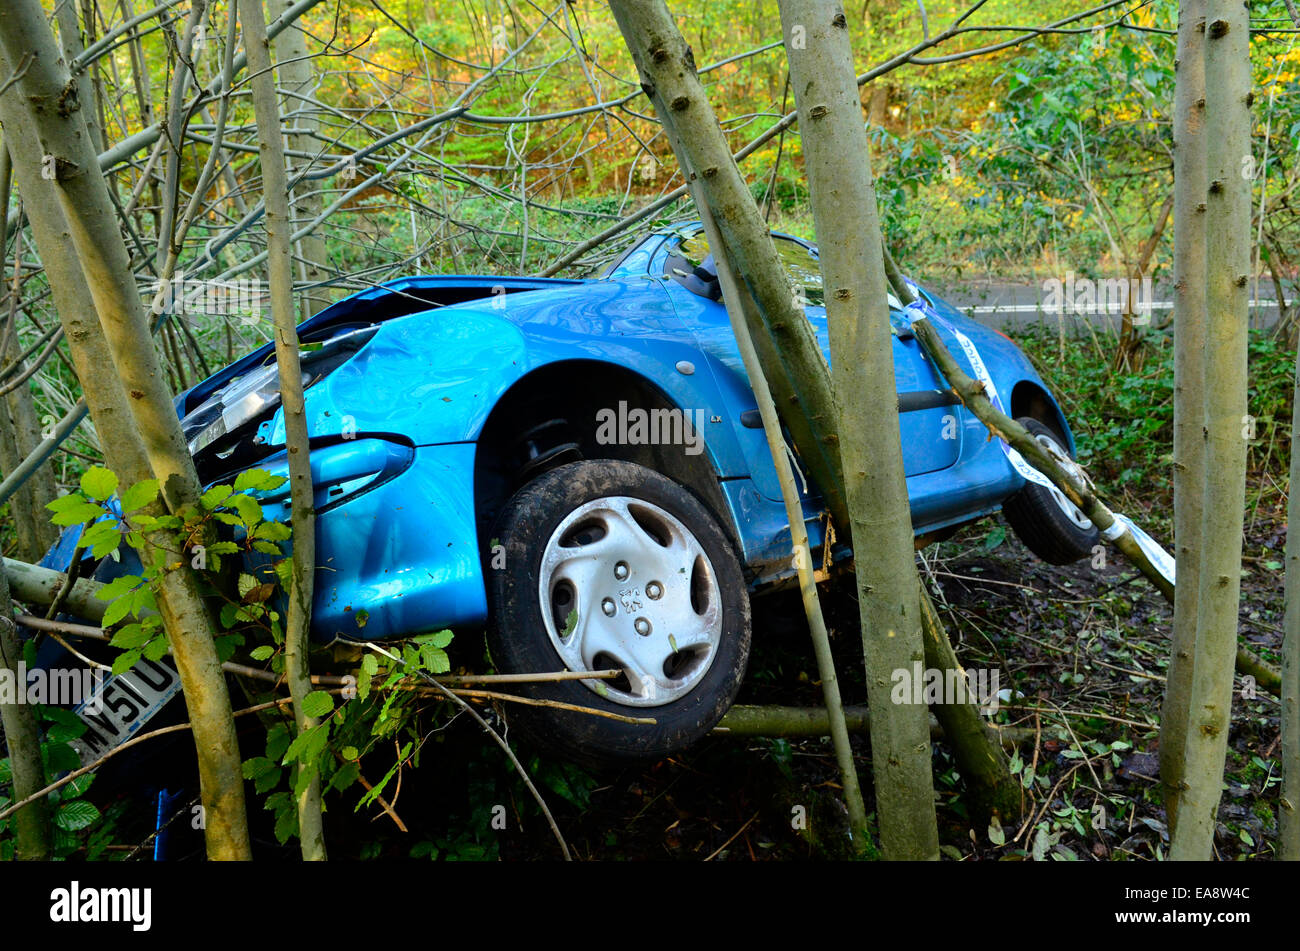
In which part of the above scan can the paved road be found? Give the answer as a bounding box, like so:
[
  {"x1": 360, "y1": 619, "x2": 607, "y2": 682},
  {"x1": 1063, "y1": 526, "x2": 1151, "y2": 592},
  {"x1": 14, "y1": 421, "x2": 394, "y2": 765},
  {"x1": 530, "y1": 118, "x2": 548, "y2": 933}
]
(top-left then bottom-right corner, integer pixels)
[{"x1": 927, "y1": 279, "x2": 1284, "y2": 331}]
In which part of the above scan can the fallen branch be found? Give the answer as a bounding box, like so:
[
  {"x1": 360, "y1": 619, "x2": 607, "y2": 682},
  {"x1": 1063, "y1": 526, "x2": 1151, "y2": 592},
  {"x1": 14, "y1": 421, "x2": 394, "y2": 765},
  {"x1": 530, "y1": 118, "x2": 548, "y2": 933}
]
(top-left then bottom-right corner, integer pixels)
[
  {"x1": 426, "y1": 686, "x2": 655, "y2": 725},
  {"x1": 714, "y1": 704, "x2": 1034, "y2": 748}
]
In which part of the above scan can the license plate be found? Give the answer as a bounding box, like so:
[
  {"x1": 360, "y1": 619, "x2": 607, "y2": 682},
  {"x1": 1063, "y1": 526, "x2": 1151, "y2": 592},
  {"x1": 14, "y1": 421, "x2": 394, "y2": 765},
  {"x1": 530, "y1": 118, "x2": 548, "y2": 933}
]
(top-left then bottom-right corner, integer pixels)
[{"x1": 71, "y1": 657, "x2": 184, "y2": 765}]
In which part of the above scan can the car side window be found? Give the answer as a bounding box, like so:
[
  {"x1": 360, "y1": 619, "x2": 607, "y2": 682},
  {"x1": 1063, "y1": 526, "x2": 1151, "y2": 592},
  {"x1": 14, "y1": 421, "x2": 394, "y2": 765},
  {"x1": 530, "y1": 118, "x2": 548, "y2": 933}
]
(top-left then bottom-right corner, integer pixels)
[
  {"x1": 673, "y1": 231, "x2": 826, "y2": 306},
  {"x1": 672, "y1": 230, "x2": 907, "y2": 318}
]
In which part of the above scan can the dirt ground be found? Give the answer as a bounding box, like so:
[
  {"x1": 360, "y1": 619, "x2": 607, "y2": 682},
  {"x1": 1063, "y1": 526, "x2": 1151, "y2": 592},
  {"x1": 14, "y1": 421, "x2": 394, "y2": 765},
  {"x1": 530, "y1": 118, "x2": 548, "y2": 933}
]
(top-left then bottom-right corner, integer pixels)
[{"x1": 459, "y1": 497, "x2": 1286, "y2": 862}]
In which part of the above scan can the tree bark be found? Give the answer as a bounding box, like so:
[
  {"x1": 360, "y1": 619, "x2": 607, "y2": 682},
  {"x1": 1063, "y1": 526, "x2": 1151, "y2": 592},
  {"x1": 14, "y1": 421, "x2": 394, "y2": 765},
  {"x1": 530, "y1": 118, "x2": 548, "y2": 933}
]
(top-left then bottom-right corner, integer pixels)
[
  {"x1": 0, "y1": 564, "x2": 51, "y2": 859},
  {"x1": 698, "y1": 199, "x2": 871, "y2": 848},
  {"x1": 1169, "y1": 0, "x2": 1251, "y2": 861},
  {"x1": 1284, "y1": 0, "x2": 1300, "y2": 865},
  {"x1": 238, "y1": 0, "x2": 326, "y2": 861},
  {"x1": 0, "y1": 1, "x2": 250, "y2": 860},
  {"x1": 4, "y1": 556, "x2": 116, "y2": 623},
  {"x1": 919, "y1": 590, "x2": 1021, "y2": 822},
  {"x1": 0, "y1": 147, "x2": 58, "y2": 562},
  {"x1": 778, "y1": 0, "x2": 937, "y2": 859},
  {"x1": 1161, "y1": 0, "x2": 1208, "y2": 834},
  {"x1": 273, "y1": 0, "x2": 331, "y2": 318},
  {"x1": 1283, "y1": 347, "x2": 1300, "y2": 861},
  {"x1": 716, "y1": 703, "x2": 1033, "y2": 747},
  {"x1": 1283, "y1": 330, "x2": 1300, "y2": 859},
  {"x1": 607, "y1": 0, "x2": 849, "y2": 535}
]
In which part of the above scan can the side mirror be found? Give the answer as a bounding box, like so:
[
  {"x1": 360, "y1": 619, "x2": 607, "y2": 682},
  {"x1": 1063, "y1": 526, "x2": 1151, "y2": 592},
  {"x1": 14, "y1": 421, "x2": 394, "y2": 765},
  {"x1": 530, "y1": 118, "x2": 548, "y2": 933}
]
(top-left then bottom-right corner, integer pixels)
[{"x1": 665, "y1": 252, "x2": 722, "y2": 301}]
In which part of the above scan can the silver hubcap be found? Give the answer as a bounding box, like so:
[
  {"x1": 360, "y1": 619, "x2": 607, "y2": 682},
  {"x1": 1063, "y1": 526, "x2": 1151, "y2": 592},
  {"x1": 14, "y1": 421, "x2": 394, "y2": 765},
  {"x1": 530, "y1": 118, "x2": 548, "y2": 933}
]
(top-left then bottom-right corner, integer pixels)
[
  {"x1": 1035, "y1": 433, "x2": 1092, "y2": 530},
  {"x1": 538, "y1": 495, "x2": 723, "y2": 707}
]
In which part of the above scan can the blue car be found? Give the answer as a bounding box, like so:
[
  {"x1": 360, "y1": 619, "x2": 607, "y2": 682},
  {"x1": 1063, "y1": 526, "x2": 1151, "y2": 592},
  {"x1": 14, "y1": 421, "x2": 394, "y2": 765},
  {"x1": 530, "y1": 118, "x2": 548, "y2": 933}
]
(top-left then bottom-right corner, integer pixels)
[{"x1": 48, "y1": 223, "x2": 1097, "y2": 763}]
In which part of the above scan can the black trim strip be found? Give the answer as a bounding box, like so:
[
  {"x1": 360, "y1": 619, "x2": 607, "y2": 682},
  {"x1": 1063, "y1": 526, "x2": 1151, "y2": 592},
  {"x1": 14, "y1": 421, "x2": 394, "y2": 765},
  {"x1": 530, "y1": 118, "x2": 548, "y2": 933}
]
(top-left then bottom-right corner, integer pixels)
[
  {"x1": 740, "y1": 389, "x2": 958, "y2": 429},
  {"x1": 897, "y1": 389, "x2": 960, "y2": 413}
]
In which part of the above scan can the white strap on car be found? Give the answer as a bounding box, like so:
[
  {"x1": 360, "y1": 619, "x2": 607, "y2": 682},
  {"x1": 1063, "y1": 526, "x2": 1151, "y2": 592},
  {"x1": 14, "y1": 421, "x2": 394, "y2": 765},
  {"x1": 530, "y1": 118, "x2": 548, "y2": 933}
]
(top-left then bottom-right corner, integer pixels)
[{"x1": 901, "y1": 288, "x2": 1176, "y2": 588}]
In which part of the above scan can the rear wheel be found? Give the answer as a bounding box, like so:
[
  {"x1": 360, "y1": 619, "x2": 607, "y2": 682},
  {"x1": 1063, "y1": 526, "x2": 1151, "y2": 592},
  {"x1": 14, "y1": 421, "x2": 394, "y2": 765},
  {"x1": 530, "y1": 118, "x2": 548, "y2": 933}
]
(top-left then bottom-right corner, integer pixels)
[
  {"x1": 1002, "y1": 417, "x2": 1100, "y2": 565},
  {"x1": 485, "y1": 460, "x2": 750, "y2": 766}
]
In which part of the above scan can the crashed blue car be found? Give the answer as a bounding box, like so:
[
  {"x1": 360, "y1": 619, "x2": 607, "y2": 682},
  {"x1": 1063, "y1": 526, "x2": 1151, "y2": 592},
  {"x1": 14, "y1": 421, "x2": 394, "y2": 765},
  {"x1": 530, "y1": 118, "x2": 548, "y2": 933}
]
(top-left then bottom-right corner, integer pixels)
[{"x1": 47, "y1": 223, "x2": 1097, "y2": 763}]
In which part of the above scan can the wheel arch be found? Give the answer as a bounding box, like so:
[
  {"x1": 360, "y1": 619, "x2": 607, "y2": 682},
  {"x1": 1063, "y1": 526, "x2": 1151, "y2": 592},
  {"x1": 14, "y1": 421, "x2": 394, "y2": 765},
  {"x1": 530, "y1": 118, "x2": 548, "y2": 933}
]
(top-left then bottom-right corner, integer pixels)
[
  {"x1": 471, "y1": 358, "x2": 738, "y2": 553},
  {"x1": 1009, "y1": 380, "x2": 1077, "y2": 457}
]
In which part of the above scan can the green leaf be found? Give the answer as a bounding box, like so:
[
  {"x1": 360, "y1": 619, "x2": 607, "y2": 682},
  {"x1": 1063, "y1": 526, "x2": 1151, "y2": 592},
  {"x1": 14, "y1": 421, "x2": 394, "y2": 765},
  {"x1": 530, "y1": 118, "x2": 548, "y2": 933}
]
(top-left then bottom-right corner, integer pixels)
[
  {"x1": 63, "y1": 772, "x2": 94, "y2": 800},
  {"x1": 232, "y1": 493, "x2": 264, "y2": 527},
  {"x1": 55, "y1": 799, "x2": 100, "y2": 832},
  {"x1": 46, "y1": 493, "x2": 90, "y2": 513},
  {"x1": 242, "y1": 756, "x2": 277, "y2": 779},
  {"x1": 101, "y1": 597, "x2": 137, "y2": 629},
  {"x1": 143, "y1": 635, "x2": 169, "y2": 662},
  {"x1": 301, "y1": 690, "x2": 334, "y2": 718},
  {"x1": 80, "y1": 467, "x2": 118, "y2": 502},
  {"x1": 95, "y1": 574, "x2": 143, "y2": 602},
  {"x1": 413, "y1": 630, "x2": 453, "y2": 649},
  {"x1": 50, "y1": 501, "x2": 107, "y2": 526},
  {"x1": 109, "y1": 645, "x2": 143, "y2": 677},
  {"x1": 120, "y1": 479, "x2": 160, "y2": 513},
  {"x1": 249, "y1": 645, "x2": 275, "y2": 661},
  {"x1": 201, "y1": 485, "x2": 234, "y2": 509},
  {"x1": 329, "y1": 760, "x2": 360, "y2": 793},
  {"x1": 237, "y1": 573, "x2": 260, "y2": 598},
  {"x1": 109, "y1": 623, "x2": 151, "y2": 649},
  {"x1": 235, "y1": 469, "x2": 286, "y2": 493},
  {"x1": 420, "y1": 646, "x2": 450, "y2": 674},
  {"x1": 252, "y1": 521, "x2": 291, "y2": 541},
  {"x1": 79, "y1": 521, "x2": 122, "y2": 559},
  {"x1": 282, "y1": 722, "x2": 329, "y2": 767},
  {"x1": 46, "y1": 742, "x2": 80, "y2": 774},
  {"x1": 980, "y1": 525, "x2": 1007, "y2": 553}
]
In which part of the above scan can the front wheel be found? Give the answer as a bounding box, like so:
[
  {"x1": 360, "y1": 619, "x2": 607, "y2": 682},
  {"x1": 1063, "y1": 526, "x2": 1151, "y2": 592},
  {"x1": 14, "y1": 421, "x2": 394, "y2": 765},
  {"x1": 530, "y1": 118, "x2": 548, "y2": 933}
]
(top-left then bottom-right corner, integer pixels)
[{"x1": 485, "y1": 460, "x2": 750, "y2": 766}]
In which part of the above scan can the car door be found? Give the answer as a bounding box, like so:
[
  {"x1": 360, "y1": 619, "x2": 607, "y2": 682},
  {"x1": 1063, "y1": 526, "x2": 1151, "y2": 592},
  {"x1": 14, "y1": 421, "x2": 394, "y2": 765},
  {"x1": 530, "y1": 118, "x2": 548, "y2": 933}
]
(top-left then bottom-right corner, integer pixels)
[{"x1": 661, "y1": 230, "x2": 962, "y2": 504}]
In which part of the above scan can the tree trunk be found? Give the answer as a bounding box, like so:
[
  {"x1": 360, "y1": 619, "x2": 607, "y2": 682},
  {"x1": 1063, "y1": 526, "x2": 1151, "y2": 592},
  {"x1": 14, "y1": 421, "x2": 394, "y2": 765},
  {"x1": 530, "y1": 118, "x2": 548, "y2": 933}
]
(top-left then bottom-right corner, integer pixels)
[
  {"x1": 609, "y1": 0, "x2": 1015, "y2": 843},
  {"x1": 1283, "y1": 329, "x2": 1300, "y2": 860},
  {"x1": 239, "y1": 0, "x2": 326, "y2": 861},
  {"x1": 778, "y1": 0, "x2": 937, "y2": 860},
  {"x1": 919, "y1": 590, "x2": 1021, "y2": 822},
  {"x1": 0, "y1": 147, "x2": 58, "y2": 562},
  {"x1": 54, "y1": 0, "x2": 103, "y2": 155},
  {"x1": 697, "y1": 199, "x2": 871, "y2": 848},
  {"x1": 0, "y1": 566, "x2": 52, "y2": 859},
  {"x1": 0, "y1": 1, "x2": 251, "y2": 860},
  {"x1": 1169, "y1": 0, "x2": 1251, "y2": 861},
  {"x1": 274, "y1": 0, "x2": 331, "y2": 318},
  {"x1": 607, "y1": 0, "x2": 849, "y2": 535},
  {"x1": 0, "y1": 376, "x2": 60, "y2": 561},
  {"x1": 1160, "y1": 0, "x2": 1208, "y2": 835}
]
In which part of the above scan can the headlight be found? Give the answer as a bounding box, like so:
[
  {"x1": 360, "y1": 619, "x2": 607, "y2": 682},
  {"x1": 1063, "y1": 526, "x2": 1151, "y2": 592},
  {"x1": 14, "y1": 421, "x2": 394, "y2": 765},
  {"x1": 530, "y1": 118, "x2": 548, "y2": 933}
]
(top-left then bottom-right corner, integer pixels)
[
  {"x1": 182, "y1": 325, "x2": 377, "y2": 456},
  {"x1": 183, "y1": 363, "x2": 296, "y2": 455}
]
